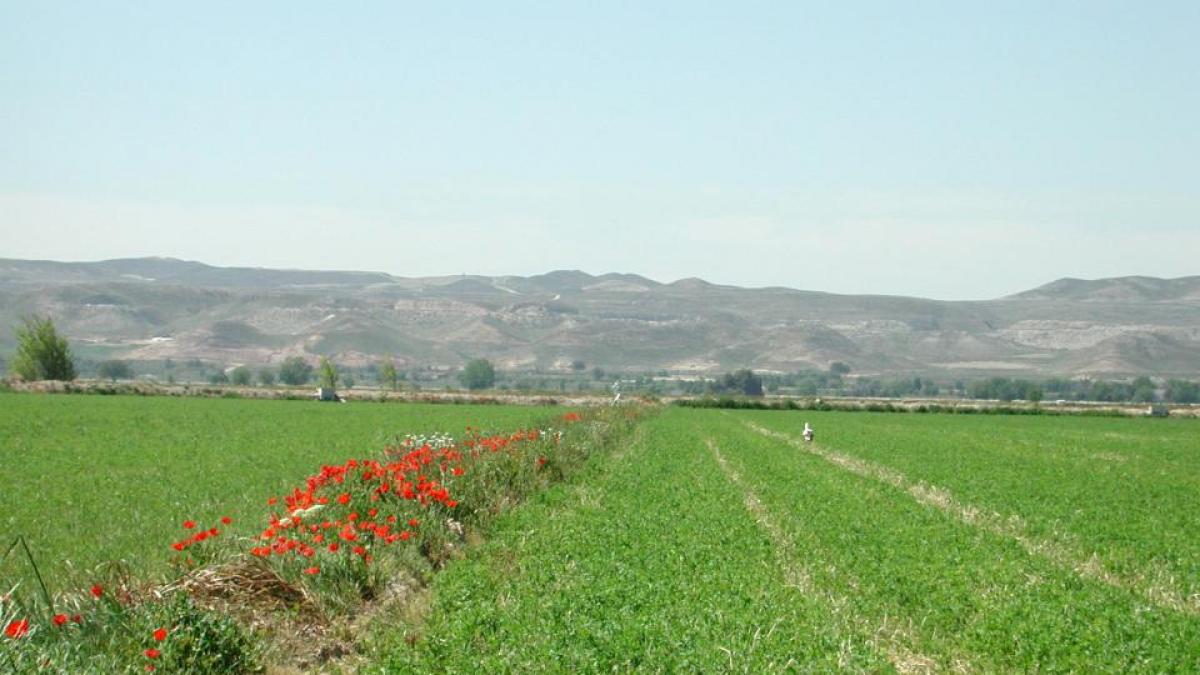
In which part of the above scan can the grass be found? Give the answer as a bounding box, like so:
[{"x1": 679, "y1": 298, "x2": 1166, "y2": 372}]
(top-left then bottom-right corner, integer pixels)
[
  {"x1": 740, "y1": 410, "x2": 1200, "y2": 609},
  {"x1": 4, "y1": 394, "x2": 1199, "y2": 671},
  {"x1": 2, "y1": 393, "x2": 639, "y2": 672},
  {"x1": 0, "y1": 392, "x2": 551, "y2": 586},
  {"x1": 374, "y1": 409, "x2": 890, "y2": 672},
  {"x1": 704, "y1": 410, "x2": 1200, "y2": 671},
  {"x1": 377, "y1": 407, "x2": 1200, "y2": 672}
]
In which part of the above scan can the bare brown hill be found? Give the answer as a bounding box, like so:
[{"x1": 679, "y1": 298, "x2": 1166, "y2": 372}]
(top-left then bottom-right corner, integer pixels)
[{"x1": 2, "y1": 258, "x2": 1198, "y2": 377}]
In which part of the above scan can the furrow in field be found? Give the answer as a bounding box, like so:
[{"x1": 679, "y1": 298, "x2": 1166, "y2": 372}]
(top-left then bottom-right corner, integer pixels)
[
  {"x1": 706, "y1": 438, "x2": 942, "y2": 674},
  {"x1": 379, "y1": 413, "x2": 895, "y2": 671},
  {"x1": 706, "y1": 438, "x2": 812, "y2": 594},
  {"x1": 743, "y1": 419, "x2": 1200, "y2": 616}
]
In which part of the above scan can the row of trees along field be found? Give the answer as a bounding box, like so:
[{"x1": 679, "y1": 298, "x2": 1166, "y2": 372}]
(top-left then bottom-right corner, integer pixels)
[{"x1": 4, "y1": 317, "x2": 1200, "y2": 403}]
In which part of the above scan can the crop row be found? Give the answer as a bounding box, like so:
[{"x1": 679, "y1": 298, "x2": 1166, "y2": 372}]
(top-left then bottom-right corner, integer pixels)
[
  {"x1": 380, "y1": 408, "x2": 1200, "y2": 671},
  {"x1": 380, "y1": 411, "x2": 910, "y2": 671},
  {"x1": 740, "y1": 410, "x2": 1200, "y2": 609},
  {"x1": 704, "y1": 409, "x2": 1200, "y2": 671}
]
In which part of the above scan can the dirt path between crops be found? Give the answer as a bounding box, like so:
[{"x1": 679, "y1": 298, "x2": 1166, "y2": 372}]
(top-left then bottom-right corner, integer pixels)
[
  {"x1": 743, "y1": 421, "x2": 1200, "y2": 616},
  {"x1": 706, "y1": 438, "x2": 948, "y2": 674}
]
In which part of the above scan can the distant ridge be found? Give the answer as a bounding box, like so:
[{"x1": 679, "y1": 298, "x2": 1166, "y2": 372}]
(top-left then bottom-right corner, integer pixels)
[
  {"x1": 0, "y1": 257, "x2": 394, "y2": 288},
  {"x1": 1008, "y1": 276, "x2": 1200, "y2": 303},
  {"x1": 1, "y1": 257, "x2": 1198, "y2": 377}
]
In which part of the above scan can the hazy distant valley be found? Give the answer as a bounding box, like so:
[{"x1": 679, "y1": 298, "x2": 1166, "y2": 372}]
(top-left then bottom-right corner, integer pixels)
[{"x1": 2, "y1": 257, "x2": 1199, "y2": 380}]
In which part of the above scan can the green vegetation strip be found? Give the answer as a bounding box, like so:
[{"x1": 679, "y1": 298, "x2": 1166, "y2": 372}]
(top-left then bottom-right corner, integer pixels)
[
  {"x1": 740, "y1": 410, "x2": 1200, "y2": 614},
  {"x1": 375, "y1": 410, "x2": 898, "y2": 671},
  {"x1": 694, "y1": 410, "x2": 1200, "y2": 671}
]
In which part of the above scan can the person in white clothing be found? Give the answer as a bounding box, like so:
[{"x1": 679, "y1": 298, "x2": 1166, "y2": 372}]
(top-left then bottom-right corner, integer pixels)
[{"x1": 802, "y1": 422, "x2": 814, "y2": 443}]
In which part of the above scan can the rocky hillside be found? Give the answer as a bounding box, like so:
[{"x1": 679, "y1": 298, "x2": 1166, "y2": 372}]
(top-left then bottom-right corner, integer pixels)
[{"x1": 2, "y1": 257, "x2": 1198, "y2": 378}]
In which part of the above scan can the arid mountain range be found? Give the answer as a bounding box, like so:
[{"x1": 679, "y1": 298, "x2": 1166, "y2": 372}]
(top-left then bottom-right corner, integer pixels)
[{"x1": 2, "y1": 257, "x2": 1198, "y2": 379}]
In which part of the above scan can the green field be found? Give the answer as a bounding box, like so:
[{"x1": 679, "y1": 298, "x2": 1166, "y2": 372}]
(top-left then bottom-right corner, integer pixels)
[
  {"x1": 0, "y1": 393, "x2": 551, "y2": 584},
  {"x1": 3, "y1": 395, "x2": 1199, "y2": 671},
  {"x1": 381, "y1": 407, "x2": 1200, "y2": 672}
]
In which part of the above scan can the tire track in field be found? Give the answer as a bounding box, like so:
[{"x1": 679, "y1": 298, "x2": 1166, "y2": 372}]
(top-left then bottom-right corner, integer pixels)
[
  {"x1": 706, "y1": 438, "x2": 946, "y2": 674},
  {"x1": 743, "y1": 420, "x2": 1200, "y2": 616}
]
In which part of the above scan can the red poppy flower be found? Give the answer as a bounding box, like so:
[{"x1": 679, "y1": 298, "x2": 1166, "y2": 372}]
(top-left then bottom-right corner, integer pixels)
[
  {"x1": 5, "y1": 619, "x2": 29, "y2": 638},
  {"x1": 72, "y1": 615, "x2": 83, "y2": 624},
  {"x1": 303, "y1": 566, "x2": 320, "y2": 575},
  {"x1": 221, "y1": 516, "x2": 232, "y2": 525},
  {"x1": 408, "y1": 519, "x2": 419, "y2": 527},
  {"x1": 90, "y1": 584, "x2": 103, "y2": 598},
  {"x1": 153, "y1": 627, "x2": 168, "y2": 641},
  {"x1": 183, "y1": 520, "x2": 196, "y2": 529},
  {"x1": 337, "y1": 493, "x2": 351, "y2": 505},
  {"x1": 267, "y1": 497, "x2": 278, "y2": 505},
  {"x1": 53, "y1": 614, "x2": 68, "y2": 627},
  {"x1": 145, "y1": 648, "x2": 161, "y2": 659}
]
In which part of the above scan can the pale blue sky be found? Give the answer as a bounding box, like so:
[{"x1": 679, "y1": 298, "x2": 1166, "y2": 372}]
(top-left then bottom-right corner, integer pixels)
[{"x1": 2, "y1": 1, "x2": 1197, "y2": 299}]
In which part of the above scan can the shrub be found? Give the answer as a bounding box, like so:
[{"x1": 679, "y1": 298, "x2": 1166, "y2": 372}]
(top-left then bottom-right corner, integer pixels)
[
  {"x1": 9, "y1": 316, "x2": 76, "y2": 381},
  {"x1": 97, "y1": 360, "x2": 134, "y2": 382},
  {"x1": 459, "y1": 359, "x2": 495, "y2": 390},
  {"x1": 278, "y1": 357, "x2": 313, "y2": 386},
  {"x1": 230, "y1": 366, "x2": 253, "y2": 386}
]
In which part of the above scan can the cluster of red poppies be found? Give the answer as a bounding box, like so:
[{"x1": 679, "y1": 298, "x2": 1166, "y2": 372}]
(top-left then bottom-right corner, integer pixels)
[
  {"x1": 143, "y1": 626, "x2": 168, "y2": 670},
  {"x1": 2, "y1": 585, "x2": 103, "y2": 641},
  {"x1": 170, "y1": 516, "x2": 232, "y2": 552},
  {"x1": 248, "y1": 425, "x2": 567, "y2": 571}
]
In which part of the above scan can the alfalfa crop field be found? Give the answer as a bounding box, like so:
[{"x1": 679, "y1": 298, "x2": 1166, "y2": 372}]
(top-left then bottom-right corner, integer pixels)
[{"x1": 2, "y1": 393, "x2": 1198, "y2": 672}]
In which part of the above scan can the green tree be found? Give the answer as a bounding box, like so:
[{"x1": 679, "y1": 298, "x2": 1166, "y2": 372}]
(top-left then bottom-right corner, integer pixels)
[
  {"x1": 570, "y1": 359, "x2": 586, "y2": 372},
  {"x1": 829, "y1": 361, "x2": 851, "y2": 376},
  {"x1": 1131, "y1": 376, "x2": 1156, "y2": 403},
  {"x1": 258, "y1": 367, "x2": 276, "y2": 387},
  {"x1": 459, "y1": 358, "x2": 496, "y2": 390},
  {"x1": 209, "y1": 370, "x2": 230, "y2": 385},
  {"x1": 230, "y1": 366, "x2": 253, "y2": 386},
  {"x1": 278, "y1": 357, "x2": 313, "y2": 386},
  {"x1": 10, "y1": 316, "x2": 76, "y2": 381},
  {"x1": 97, "y1": 359, "x2": 133, "y2": 382},
  {"x1": 718, "y1": 369, "x2": 763, "y2": 396},
  {"x1": 1165, "y1": 379, "x2": 1199, "y2": 403},
  {"x1": 318, "y1": 357, "x2": 338, "y2": 389},
  {"x1": 379, "y1": 360, "x2": 399, "y2": 391}
]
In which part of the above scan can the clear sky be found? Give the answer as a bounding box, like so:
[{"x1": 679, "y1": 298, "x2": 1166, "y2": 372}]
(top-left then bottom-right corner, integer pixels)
[{"x1": 2, "y1": 1, "x2": 1197, "y2": 300}]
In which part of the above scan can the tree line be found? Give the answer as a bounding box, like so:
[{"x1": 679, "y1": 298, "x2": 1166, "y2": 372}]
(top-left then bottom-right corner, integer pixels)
[{"x1": 6, "y1": 317, "x2": 1200, "y2": 404}]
